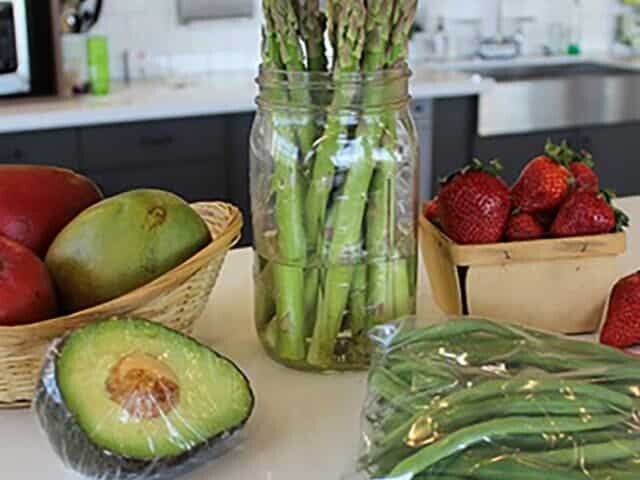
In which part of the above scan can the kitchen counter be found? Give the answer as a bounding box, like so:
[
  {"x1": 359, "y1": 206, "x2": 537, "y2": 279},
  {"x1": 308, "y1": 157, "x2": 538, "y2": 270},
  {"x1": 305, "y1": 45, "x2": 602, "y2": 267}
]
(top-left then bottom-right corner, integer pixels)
[
  {"x1": 5, "y1": 53, "x2": 640, "y2": 136},
  {"x1": 1, "y1": 196, "x2": 638, "y2": 480},
  {"x1": 0, "y1": 68, "x2": 492, "y2": 135}
]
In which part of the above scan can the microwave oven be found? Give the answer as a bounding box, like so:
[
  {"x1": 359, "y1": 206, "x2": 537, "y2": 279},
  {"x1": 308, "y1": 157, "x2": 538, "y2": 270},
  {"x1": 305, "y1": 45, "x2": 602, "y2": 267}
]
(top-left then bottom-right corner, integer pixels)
[{"x1": 0, "y1": 0, "x2": 56, "y2": 97}]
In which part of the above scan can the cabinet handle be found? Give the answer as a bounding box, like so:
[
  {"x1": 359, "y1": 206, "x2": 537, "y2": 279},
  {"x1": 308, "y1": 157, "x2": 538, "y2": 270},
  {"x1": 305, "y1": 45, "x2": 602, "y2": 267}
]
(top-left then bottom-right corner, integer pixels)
[{"x1": 139, "y1": 135, "x2": 175, "y2": 147}]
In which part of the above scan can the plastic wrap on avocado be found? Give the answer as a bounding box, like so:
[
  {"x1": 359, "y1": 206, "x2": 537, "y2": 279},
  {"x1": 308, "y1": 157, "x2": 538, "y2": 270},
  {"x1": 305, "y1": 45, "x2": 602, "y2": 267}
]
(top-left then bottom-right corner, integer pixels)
[
  {"x1": 353, "y1": 317, "x2": 640, "y2": 480},
  {"x1": 34, "y1": 318, "x2": 254, "y2": 480}
]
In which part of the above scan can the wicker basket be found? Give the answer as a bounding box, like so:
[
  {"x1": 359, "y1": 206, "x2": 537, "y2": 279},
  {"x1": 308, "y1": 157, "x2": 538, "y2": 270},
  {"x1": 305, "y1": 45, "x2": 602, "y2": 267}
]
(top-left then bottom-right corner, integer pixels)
[{"x1": 0, "y1": 202, "x2": 242, "y2": 408}]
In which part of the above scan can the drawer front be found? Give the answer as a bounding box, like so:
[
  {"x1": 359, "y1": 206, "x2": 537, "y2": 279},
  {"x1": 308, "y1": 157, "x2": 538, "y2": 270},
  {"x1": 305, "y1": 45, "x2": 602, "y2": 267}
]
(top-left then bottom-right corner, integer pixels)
[
  {"x1": 0, "y1": 129, "x2": 80, "y2": 169},
  {"x1": 89, "y1": 162, "x2": 229, "y2": 203},
  {"x1": 79, "y1": 117, "x2": 226, "y2": 172}
]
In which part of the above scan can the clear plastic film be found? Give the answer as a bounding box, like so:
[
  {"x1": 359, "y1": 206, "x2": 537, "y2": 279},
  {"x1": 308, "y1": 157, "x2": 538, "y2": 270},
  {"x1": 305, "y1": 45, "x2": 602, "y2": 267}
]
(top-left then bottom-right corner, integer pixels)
[
  {"x1": 251, "y1": 68, "x2": 419, "y2": 371},
  {"x1": 33, "y1": 318, "x2": 254, "y2": 480},
  {"x1": 353, "y1": 316, "x2": 640, "y2": 480}
]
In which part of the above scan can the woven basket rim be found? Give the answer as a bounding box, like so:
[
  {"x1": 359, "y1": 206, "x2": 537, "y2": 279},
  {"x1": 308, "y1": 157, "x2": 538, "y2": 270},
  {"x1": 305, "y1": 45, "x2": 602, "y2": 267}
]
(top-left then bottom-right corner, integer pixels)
[{"x1": 0, "y1": 201, "x2": 242, "y2": 333}]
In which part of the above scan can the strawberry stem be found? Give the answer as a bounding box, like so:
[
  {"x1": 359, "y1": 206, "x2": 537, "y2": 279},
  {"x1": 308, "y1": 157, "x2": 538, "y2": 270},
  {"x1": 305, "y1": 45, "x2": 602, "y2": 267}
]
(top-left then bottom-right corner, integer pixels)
[
  {"x1": 544, "y1": 139, "x2": 575, "y2": 167},
  {"x1": 576, "y1": 149, "x2": 595, "y2": 168},
  {"x1": 598, "y1": 189, "x2": 629, "y2": 232},
  {"x1": 614, "y1": 208, "x2": 630, "y2": 232},
  {"x1": 439, "y1": 158, "x2": 503, "y2": 186},
  {"x1": 544, "y1": 139, "x2": 595, "y2": 168}
]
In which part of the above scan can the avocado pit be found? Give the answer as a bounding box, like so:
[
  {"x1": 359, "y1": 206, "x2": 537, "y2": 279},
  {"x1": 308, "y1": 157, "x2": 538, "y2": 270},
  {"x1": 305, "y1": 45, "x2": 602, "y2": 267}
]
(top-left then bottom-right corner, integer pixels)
[{"x1": 106, "y1": 352, "x2": 180, "y2": 420}]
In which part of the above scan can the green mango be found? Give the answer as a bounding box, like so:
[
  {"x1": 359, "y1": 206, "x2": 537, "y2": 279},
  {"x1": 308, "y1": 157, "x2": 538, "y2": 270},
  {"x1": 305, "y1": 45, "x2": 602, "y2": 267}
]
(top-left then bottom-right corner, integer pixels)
[{"x1": 46, "y1": 189, "x2": 211, "y2": 312}]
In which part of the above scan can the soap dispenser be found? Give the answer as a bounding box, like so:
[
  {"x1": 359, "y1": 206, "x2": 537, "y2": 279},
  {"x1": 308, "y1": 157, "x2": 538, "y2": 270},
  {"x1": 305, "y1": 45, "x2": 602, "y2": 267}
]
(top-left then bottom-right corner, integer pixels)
[
  {"x1": 568, "y1": 0, "x2": 583, "y2": 55},
  {"x1": 431, "y1": 16, "x2": 450, "y2": 61}
]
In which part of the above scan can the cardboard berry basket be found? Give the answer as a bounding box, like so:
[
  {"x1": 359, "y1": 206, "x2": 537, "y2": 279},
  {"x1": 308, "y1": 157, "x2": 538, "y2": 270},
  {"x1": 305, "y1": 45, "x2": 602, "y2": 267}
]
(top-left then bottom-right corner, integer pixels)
[
  {"x1": 0, "y1": 202, "x2": 242, "y2": 408},
  {"x1": 419, "y1": 213, "x2": 626, "y2": 335}
]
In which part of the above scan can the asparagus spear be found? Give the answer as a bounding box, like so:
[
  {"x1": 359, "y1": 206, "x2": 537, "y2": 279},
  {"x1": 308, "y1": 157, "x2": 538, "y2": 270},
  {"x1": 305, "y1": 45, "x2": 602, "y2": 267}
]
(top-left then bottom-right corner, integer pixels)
[
  {"x1": 294, "y1": 0, "x2": 328, "y2": 72},
  {"x1": 306, "y1": 0, "x2": 368, "y2": 367},
  {"x1": 295, "y1": 0, "x2": 328, "y2": 326},
  {"x1": 261, "y1": 0, "x2": 308, "y2": 361},
  {"x1": 366, "y1": 0, "x2": 417, "y2": 325},
  {"x1": 271, "y1": 0, "x2": 317, "y2": 158},
  {"x1": 308, "y1": 0, "x2": 417, "y2": 366},
  {"x1": 309, "y1": 0, "x2": 413, "y2": 367},
  {"x1": 305, "y1": 0, "x2": 366, "y2": 248}
]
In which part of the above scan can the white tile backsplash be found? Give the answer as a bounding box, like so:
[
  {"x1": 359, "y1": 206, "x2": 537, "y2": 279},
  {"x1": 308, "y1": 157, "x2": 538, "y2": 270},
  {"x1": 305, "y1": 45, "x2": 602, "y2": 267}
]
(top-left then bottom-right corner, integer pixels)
[
  {"x1": 90, "y1": 0, "x2": 261, "y2": 79},
  {"x1": 89, "y1": 0, "x2": 620, "y2": 80},
  {"x1": 419, "y1": 0, "x2": 620, "y2": 57}
]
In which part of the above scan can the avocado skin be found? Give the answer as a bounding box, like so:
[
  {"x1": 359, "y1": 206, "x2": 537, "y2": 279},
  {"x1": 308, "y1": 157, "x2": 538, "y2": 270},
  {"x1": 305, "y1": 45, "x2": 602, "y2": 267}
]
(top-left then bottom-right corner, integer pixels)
[
  {"x1": 45, "y1": 189, "x2": 212, "y2": 312},
  {"x1": 34, "y1": 320, "x2": 255, "y2": 480}
]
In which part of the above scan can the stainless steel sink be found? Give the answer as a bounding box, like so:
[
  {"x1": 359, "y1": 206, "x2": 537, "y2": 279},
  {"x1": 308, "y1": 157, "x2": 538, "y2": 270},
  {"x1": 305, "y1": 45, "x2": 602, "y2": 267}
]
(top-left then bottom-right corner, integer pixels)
[
  {"x1": 469, "y1": 62, "x2": 640, "y2": 136},
  {"x1": 464, "y1": 62, "x2": 638, "y2": 82}
]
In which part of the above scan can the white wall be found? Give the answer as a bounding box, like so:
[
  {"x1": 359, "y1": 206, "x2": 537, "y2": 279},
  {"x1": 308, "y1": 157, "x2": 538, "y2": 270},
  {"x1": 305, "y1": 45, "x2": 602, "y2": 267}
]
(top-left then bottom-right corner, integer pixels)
[
  {"x1": 419, "y1": 0, "x2": 621, "y2": 57},
  {"x1": 92, "y1": 0, "x2": 621, "y2": 80},
  {"x1": 91, "y1": 0, "x2": 263, "y2": 79}
]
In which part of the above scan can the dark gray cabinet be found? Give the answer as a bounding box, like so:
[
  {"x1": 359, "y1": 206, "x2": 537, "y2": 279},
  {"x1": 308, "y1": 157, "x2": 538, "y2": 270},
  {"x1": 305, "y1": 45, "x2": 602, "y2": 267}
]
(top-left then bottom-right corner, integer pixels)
[
  {"x1": 431, "y1": 96, "x2": 640, "y2": 195},
  {"x1": 0, "y1": 129, "x2": 79, "y2": 169},
  {"x1": 473, "y1": 125, "x2": 640, "y2": 194},
  {"x1": 474, "y1": 129, "x2": 579, "y2": 184},
  {"x1": 431, "y1": 97, "x2": 477, "y2": 193},
  {"x1": 0, "y1": 115, "x2": 255, "y2": 246},
  {"x1": 90, "y1": 163, "x2": 229, "y2": 203},
  {"x1": 577, "y1": 125, "x2": 640, "y2": 196},
  {"x1": 79, "y1": 117, "x2": 227, "y2": 172},
  {"x1": 225, "y1": 113, "x2": 254, "y2": 246}
]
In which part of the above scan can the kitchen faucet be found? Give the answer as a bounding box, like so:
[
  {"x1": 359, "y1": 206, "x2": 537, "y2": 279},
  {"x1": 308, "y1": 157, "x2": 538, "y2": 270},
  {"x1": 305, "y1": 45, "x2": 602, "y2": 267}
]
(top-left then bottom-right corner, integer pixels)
[{"x1": 477, "y1": 0, "x2": 534, "y2": 59}]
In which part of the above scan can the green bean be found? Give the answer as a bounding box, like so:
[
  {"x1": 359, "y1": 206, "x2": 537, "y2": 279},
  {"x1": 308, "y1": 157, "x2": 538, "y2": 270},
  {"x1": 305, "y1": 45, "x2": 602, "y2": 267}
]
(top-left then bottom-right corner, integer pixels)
[
  {"x1": 373, "y1": 378, "x2": 633, "y2": 460},
  {"x1": 388, "y1": 415, "x2": 626, "y2": 477},
  {"x1": 372, "y1": 394, "x2": 623, "y2": 464},
  {"x1": 439, "y1": 395, "x2": 617, "y2": 432},
  {"x1": 449, "y1": 460, "x2": 582, "y2": 480},
  {"x1": 389, "y1": 317, "x2": 637, "y2": 367},
  {"x1": 387, "y1": 317, "x2": 520, "y2": 348},
  {"x1": 494, "y1": 431, "x2": 609, "y2": 451},
  {"x1": 370, "y1": 367, "x2": 412, "y2": 404},
  {"x1": 430, "y1": 378, "x2": 634, "y2": 411},
  {"x1": 521, "y1": 438, "x2": 640, "y2": 467},
  {"x1": 446, "y1": 457, "x2": 635, "y2": 480}
]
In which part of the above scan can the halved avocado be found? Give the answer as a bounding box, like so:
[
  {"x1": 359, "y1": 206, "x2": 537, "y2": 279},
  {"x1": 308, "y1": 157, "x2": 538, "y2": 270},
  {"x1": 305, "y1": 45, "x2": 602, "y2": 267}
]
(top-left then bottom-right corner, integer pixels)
[{"x1": 35, "y1": 318, "x2": 254, "y2": 480}]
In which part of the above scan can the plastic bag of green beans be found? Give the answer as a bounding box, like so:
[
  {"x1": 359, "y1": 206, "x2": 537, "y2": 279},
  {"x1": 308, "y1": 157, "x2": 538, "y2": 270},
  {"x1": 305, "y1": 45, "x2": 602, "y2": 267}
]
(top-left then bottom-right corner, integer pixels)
[{"x1": 352, "y1": 316, "x2": 640, "y2": 480}]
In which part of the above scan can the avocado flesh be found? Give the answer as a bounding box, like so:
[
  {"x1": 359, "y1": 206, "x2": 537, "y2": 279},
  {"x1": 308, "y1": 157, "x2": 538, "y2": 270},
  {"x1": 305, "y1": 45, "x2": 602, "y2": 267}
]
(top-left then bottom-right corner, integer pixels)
[{"x1": 36, "y1": 318, "x2": 254, "y2": 478}]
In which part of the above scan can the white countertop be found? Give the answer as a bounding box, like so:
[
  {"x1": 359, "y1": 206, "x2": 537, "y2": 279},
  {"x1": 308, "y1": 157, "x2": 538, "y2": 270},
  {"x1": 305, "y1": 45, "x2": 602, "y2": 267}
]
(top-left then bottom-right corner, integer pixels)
[
  {"x1": 1, "y1": 196, "x2": 638, "y2": 480},
  {"x1": 0, "y1": 68, "x2": 492, "y2": 135},
  {"x1": 4, "y1": 53, "x2": 640, "y2": 135}
]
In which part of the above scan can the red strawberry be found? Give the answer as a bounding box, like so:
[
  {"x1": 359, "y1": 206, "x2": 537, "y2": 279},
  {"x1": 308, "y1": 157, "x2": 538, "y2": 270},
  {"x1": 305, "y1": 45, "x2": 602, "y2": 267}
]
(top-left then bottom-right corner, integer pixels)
[
  {"x1": 570, "y1": 150, "x2": 599, "y2": 193},
  {"x1": 423, "y1": 198, "x2": 439, "y2": 223},
  {"x1": 505, "y1": 212, "x2": 545, "y2": 242},
  {"x1": 550, "y1": 190, "x2": 628, "y2": 238},
  {"x1": 438, "y1": 159, "x2": 511, "y2": 245},
  {"x1": 511, "y1": 140, "x2": 574, "y2": 213},
  {"x1": 600, "y1": 272, "x2": 640, "y2": 349}
]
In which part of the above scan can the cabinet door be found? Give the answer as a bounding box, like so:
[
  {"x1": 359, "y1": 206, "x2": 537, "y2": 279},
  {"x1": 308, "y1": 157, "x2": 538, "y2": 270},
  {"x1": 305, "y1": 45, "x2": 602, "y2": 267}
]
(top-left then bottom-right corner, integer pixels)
[
  {"x1": 226, "y1": 113, "x2": 254, "y2": 247},
  {"x1": 432, "y1": 97, "x2": 477, "y2": 193},
  {"x1": 577, "y1": 125, "x2": 640, "y2": 196},
  {"x1": 0, "y1": 129, "x2": 79, "y2": 169},
  {"x1": 411, "y1": 100, "x2": 433, "y2": 201},
  {"x1": 90, "y1": 162, "x2": 228, "y2": 203},
  {"x1": 79, "y1": 117, "x2": 226, "y2": 172},
  {"x1": 474, "y1": 130, "x2": 579, "y2": 185}
]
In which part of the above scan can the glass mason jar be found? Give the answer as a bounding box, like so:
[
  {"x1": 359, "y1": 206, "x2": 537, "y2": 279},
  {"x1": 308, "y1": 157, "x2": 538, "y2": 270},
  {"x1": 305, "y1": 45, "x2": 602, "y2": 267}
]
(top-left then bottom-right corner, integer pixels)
[{"x1": 250, "y1": 67, "x2": 419, "y2": 371}]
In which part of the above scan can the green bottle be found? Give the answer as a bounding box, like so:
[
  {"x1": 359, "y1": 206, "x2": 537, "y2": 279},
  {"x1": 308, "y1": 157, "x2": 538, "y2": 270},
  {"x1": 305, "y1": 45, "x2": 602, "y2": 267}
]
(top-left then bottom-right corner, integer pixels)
[{"x1": 87, "y1": 36, "x2": 110, "y2": 95}]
